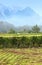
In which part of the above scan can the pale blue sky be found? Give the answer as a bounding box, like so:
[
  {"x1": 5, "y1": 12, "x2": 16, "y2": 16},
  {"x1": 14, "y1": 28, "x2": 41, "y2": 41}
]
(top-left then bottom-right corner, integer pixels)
[{"x1": 0, "y1": 0, "x2": 42, "y2": 26}]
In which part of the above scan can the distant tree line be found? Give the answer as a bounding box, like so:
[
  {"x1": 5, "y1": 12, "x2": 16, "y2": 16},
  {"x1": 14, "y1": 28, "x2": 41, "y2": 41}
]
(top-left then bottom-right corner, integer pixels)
[
  {"x1": 7, "y1": 25, "x2": 40, "y2": 33},
  {"x1": 0, "y1": 36, "x2": 42, "y2": 48},
  {"x1": 0, "y1": 24, "x2": 40, "y2": 33},
  {"x1": 21, "y1": 25, "x2": 40, "y2": 33}
]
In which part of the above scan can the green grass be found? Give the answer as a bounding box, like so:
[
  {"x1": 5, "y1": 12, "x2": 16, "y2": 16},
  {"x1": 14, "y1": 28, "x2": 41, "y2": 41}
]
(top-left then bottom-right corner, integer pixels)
[
  {"x1": 0, "y1": 48, "x2": 42, "y2": 65},
  {"x1": 0, "y1": 33, "x2": 42, "y2": 37}
]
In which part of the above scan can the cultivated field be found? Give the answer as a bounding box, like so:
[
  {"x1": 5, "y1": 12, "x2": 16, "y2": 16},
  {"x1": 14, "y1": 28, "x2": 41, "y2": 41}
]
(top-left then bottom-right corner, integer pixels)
[{"x1": 0, "y1": 48, "x2": 42, "y2": 65}]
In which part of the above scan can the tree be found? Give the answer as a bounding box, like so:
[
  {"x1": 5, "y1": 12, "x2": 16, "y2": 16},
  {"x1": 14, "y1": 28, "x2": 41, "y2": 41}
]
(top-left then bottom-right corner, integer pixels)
[
  {"x1": 8, "y1": 29, "x2": 16, "y2": 33},
  {"x1": 32, "y1": 25, "x2": 40, "y2": 33}
]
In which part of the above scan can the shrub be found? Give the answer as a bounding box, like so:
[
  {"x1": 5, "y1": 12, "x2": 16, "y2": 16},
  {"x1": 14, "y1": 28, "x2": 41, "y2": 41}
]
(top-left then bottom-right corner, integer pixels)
[{"x1": 0, "y1": 36, "x2": 42, "y2": 48}]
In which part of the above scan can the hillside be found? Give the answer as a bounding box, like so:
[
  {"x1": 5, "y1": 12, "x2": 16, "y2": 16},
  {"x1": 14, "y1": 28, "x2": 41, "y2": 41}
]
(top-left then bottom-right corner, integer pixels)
[{"x1": 0, "y1": 21, "x2": 15, "y2": 33}]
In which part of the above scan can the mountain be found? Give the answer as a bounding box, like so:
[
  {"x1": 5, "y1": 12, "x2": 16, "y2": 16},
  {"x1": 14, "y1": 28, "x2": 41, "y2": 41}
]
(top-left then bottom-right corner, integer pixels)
[
  {"x1": 0, "y1": 21, "x2": 42, "y2": 33},
  {"x1": 0, "y1": 3, "x2": 41, "y2": 26},
  {"x1": 16, "y1": 7, "x2": 39, "y2": 16},
  {"x1": 0, "y1": 21, "x2": 16, "y2": 33},
  {"x1": 16, "y1": 25, "x2": 42, "y2": 32},
  {"x1": 0, "y1": 4, "x2": 14, "y2": 18},
  {"x1": 39, "y1": 26, "x2": 42, "y2": 32},
  {"x1": 16, "y1": 25, "x2": 31, "y2": 32},
  {"x1": 0, "y1": 4, "x2": 40, "y2": 17}
]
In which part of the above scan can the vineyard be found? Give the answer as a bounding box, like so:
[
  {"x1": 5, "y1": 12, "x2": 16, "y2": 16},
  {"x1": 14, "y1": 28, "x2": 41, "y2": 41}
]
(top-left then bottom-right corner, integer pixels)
[{"x1": 0, "y1": 48, "x2": 42, "y2": 65}]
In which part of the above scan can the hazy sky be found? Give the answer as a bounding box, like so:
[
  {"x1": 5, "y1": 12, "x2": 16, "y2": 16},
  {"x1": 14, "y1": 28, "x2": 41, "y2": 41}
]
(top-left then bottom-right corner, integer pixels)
[{"x1": 0, "y1": 0, "x2": 42, "y2": 26}]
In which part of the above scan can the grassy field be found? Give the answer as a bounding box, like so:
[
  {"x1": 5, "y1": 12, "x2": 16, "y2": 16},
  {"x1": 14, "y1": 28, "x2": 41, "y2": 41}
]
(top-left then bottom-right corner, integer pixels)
[
  {"x1": 0, "y1": 48, "x2": 42, "y2": 65},
  {"x1": 0, "y1": 33, "x2": 42, "y2": 37}
]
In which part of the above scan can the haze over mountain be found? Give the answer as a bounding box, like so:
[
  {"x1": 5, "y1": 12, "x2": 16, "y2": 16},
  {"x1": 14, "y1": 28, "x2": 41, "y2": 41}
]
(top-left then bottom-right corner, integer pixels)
[
  {"x1": 0, "y1": 21, "x2": 42, "y2": 33},
  {"x1": 0, "y1": 21, "x2": 16, "y2": 33}
]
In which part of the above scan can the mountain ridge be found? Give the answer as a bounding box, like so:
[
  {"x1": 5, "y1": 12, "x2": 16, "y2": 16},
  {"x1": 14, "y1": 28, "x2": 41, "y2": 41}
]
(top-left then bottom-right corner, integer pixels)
[{"x1": 0, "y1": 4, "x2": 40, "y2": 17}]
